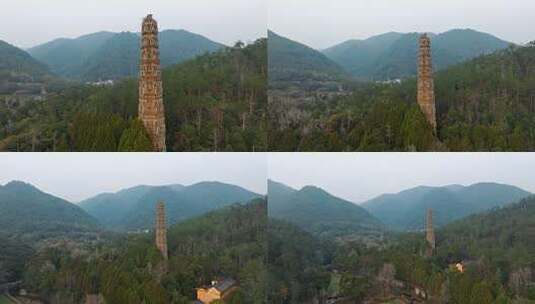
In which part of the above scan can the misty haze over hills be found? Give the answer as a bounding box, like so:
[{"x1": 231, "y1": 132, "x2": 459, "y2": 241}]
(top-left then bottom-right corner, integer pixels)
[
  {"x1": 26, "y1": 29, "x2": 226, "y2": 81},
  {"x1": 268, "y1": 179, "x2": 532, "y2": 233},
  {"x1": 79, "y1": 181, "x2": 262, "y2": 230},
  {"x1": 268, "y1": 28, "x2": 513, "y2": 82},
  {"x1": 0, "y1": 180, "x2": 262, "y2": 235},
  {"x1": 268, "y1": 179, "x2": 382, "y2": 239},
  {"x1": 0, "y1": 28, "x2": 228, "y2": 86}
]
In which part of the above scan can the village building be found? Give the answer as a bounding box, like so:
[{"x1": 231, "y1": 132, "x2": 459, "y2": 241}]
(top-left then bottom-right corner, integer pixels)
[{"x1": 196, "y1": 278, "x2": 237, "y2": 304}]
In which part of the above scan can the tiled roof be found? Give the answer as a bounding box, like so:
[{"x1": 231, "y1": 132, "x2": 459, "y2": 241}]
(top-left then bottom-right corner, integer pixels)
[{"x1": 213, "y1": 278, "x2": 236, "y2": 292}]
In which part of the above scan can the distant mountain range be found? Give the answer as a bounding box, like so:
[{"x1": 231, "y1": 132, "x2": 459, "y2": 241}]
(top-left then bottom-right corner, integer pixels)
[
  {"x1": 362, "y1": 182, "x2": 531, "y2": 231},
  {"x1": 26, "y1": 30, "x2": 226, "y2": 81},
  {"x1": 79, "y1": 181, "x2": 262, "y2": 230},
  {"x1": 0, "y1": 180, "x2": 262, "y2": 236},
  {"x1": 438, "y1": 194, "x2": 535, "y2": 263},
  {"x1": 267, "y1": 180, "x2": 531, "y2": 235},
  {"x1": 0, "y1": 181, "x2": 98, "y2": 235},
  {"x1": 0, "y1": 40, "x2": 51, "y2": 91},
  {"x1": 268, "y1": 29, "x2": 512, "y2": 83},
  {"x1": 323, "y1": 29, "x2": 511, "y2": 80},
  {"x1": 268, "y1": 180, "x2": 382, "y2": 238},
  {"x1": 0, "y1": 40, "x2": 49, "y2": 76}
]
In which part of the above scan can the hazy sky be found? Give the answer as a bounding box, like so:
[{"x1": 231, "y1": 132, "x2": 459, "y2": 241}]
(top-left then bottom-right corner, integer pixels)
[
  {"x1": 0, "y1": 153, "x2": 267, "y2": 202},
  {"x1": 2, "y1": 0, "x2": 266, "y2": 49},
  {"x1": 269, "y1": 0, "x2": 535, "y2": 49},
  {"x1": 269, "y1": 153, "x2": 535, "y2": 204}
]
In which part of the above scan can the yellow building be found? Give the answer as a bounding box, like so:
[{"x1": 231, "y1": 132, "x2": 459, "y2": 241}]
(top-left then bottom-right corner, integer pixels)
[
  {"x1": 196, "y1": 279, "x2": 237, "y2": 304},
  {"x1": 449, "y1": 262, "x2": 465, "y2": 273}
]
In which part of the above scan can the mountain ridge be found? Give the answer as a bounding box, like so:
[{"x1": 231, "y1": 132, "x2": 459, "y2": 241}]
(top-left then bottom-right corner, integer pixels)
[
  {"x1": 0, "y1": 39, "x2": 51, "y2": 89},
  {"x1": 0, "y1": 180, "x2": 98, "y2": 235},
  {"x1": 79, "y1": 181, "x2": 262, "y2": 230},
  {"x1": 362, "y1": 182, "x2": 531, "y2": 231},
  {"x1": 268, "y1": 179, "x2": 382, "y2": 238},
  {"x1": 268, "y1": 30, "x2": 347, "y2": 88},
  {"x1": 322, "y1": 28, "x2": 512, "y2": 80},
  {"x1": 27, "y1": 29, "x2": 226, "y2": 81}
]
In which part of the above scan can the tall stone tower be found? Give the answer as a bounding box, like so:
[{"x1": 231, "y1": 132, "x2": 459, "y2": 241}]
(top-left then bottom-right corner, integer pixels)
[
  {"x1": 425, "y1": 208, "x2": 435, "y2": 256},
  {"x1": 417, "y1": 34, "x2": 437, "y2": 132},
  {"x1": 155, "y1": 201, "x2": 168, "y2": 260},
  {"x1": 139, "y1": 14, "x2": 166, "y2": 151}
]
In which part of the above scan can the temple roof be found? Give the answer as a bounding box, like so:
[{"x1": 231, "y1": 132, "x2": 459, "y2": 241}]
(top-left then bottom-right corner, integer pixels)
[{"x1": 213, "y1": 278, "x2": 236, "y2": 292}]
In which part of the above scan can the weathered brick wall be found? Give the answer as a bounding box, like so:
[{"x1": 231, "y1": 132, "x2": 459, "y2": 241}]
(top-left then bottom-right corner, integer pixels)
[
  {"x1": 155, "y1": 201, "x2": 168, "y2": 259},
  {"x1": 139, "y1": 14, "x2": 166, "y2": 151},
  {"x1": 417, "y1": 34, "x2": 437, "y2": 131}
]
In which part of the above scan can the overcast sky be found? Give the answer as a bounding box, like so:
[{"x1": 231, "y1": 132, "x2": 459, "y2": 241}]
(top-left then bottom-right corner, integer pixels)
[
  {"x1": 269, "y1": 0, "x2": 534, "y2": 49},
  {"x1": 2, "y1": 0, "x2": 266, "y2": 49},
  {"x1": 0, "y1": 153, "x2": 267, "y2": 202},
  {"x1": 269, "y1": 153, "x2": 535, "y2": 204}
]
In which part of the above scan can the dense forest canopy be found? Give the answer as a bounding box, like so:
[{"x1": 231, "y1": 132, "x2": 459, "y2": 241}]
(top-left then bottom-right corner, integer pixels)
[
  {"x1": 268, "y1": 31, "x2": 348, "y2": 91},
  {"x1": 0, "y1": 39, "x2": 59, "y2": 96},
  {"x1": 0, "y1": 40, "x2": 49, "y2": 79},
  {"x1": 267, "y1": 195, "x2": 535, "y2": 303},
  {"x1": 0, "y1": 39, "x2": 267, "y2": 152},
  {"x1": 268, "y1": 180, "x2": 383, "y2": 240},
  {"x1": 12, "y1": 200, "x2": 267, "y2": 303},
  {"x1": 0, "y1": 181, "x2": 98, "y2": 237},
  {"x1": 267, "y1": 219, "x2": 334, "y2": 303},
  {"x1": 0, "y1": 235, "x2": 34, "y2": 285}
]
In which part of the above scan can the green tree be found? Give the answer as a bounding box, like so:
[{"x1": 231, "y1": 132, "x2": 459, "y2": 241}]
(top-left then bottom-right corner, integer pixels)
[{"x1": 118, "y1": 119, "x2": 153, "y2": 151}]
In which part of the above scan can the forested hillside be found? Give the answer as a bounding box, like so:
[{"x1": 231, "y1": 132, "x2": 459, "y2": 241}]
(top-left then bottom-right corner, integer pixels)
[
  {"x1": 322, "y1": 32, "x2": 404, "y2": 80},
  {"x1": 267, "y1": 219, "x2": 333, "y2": 303},
  {"x1": 0, "y1": 235, "x2": 34, "y2": 284},
  {"x1": 438, "y1": 196, "x2": 535, "y2": 290},
  {"x1": 373, "y1": 196, "x2": 535, "y2": 303},
  {"x1": 0, "y1": 39, "x2": 267, "y2": 151},
  {"x1": 269, "y1": 43, "x2": 535, "y2": 151},
  {"x1": 0, "y1": 40, "x2": 49, "y2": 79},
  {"x1": 268, "y1": 180, "x2": 382, "y2": 239},
  {"x1": 0, "y1": 40, "x2": 53, "y2": 95},
  {"x1": 79, "y1": 32, "x2": 140, "y2": 81},
  {"x1": 80, "y1": 181, "x2": 261, "y2": 230},
  {"x1": 268, "y1": 31, "x2": 347, "y2": 90},
  {"x1": 362, "y1": 182, "x2": 531, "y2": 230},
  {"x1": 22, "y1": 200, "x2": 267, "y2": 304},
  {"x1": 78, "y1": 184, "x2": 158, "y2": 228},
  {"x1": 266, "y1": 195, "x2": 535, "y2": 303},
  {"x1": 26, "y1": 31, "x2": 116, "y2": 77},
  {"x1": 0, "y1": 181, "x2": 98, "y2": 237}
]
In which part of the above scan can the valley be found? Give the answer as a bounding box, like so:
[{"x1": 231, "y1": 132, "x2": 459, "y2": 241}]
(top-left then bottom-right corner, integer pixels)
[
  {"x1": 268, "y1": 29, "x2": 535, "y2": 152},
  {"x1": 27, "y1": 30, "x2": 224, "y2": 81},
  {"x1": 0, "y1": 179, "x2": 267, "y2": 304},
  {"x1": 267, "y1": 180, "x2": 535, "y2": 303},
  {"x1": 0, "y1": 26, "x2": 267, "y2": 152}
]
